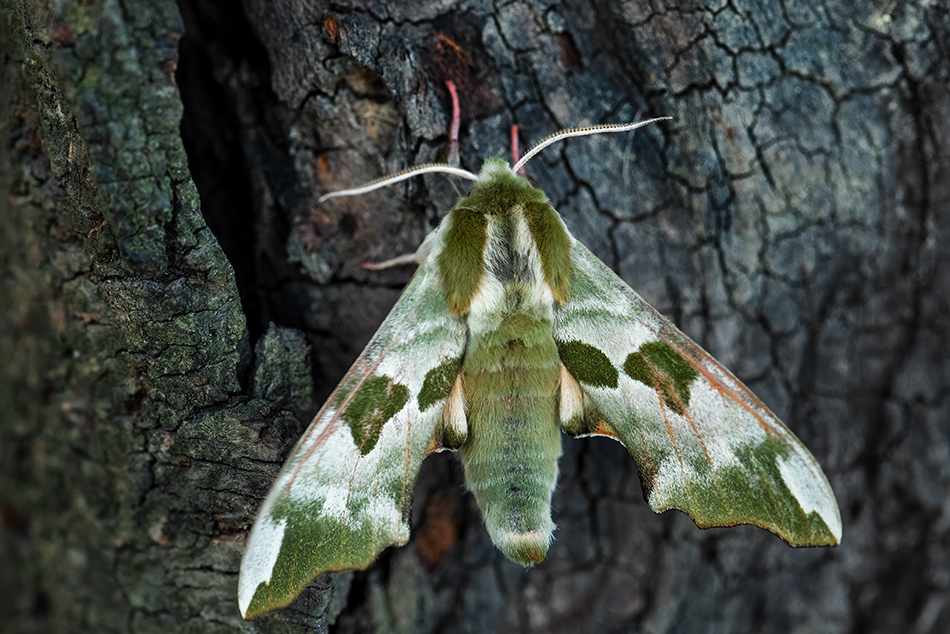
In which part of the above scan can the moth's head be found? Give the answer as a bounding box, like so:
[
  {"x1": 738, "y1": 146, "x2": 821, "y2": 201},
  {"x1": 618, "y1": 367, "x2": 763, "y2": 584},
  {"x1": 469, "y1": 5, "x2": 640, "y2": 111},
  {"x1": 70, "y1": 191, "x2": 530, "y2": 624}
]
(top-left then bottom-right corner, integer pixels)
[
  {"x1": 465, "y1": 157, "x2": 547, "y2": 214},
  {"x1": 476, "y1": 156, "x2": 516, "y2": 182}
]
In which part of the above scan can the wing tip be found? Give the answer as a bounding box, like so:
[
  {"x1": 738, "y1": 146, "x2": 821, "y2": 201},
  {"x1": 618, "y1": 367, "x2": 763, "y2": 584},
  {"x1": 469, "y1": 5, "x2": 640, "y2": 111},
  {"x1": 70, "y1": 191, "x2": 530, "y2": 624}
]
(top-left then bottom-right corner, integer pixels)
[{"x1": 238, "y1": 581, "x2": 284, "y2": 621}]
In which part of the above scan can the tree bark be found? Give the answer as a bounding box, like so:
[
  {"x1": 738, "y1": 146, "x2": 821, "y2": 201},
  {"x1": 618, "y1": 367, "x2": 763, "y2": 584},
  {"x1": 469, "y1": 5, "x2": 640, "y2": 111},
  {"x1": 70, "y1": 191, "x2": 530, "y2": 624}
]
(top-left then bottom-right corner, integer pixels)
[{"x1": 2, "y1": 0, "x2": 948, "y2": 633}]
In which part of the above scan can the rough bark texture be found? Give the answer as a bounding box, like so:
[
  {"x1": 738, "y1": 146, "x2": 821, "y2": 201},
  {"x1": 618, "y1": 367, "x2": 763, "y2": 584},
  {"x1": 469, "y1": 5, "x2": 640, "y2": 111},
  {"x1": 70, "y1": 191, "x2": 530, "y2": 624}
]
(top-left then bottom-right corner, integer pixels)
[{"x1": 1, "y1": 0, "x2": 948, "y2": 633}]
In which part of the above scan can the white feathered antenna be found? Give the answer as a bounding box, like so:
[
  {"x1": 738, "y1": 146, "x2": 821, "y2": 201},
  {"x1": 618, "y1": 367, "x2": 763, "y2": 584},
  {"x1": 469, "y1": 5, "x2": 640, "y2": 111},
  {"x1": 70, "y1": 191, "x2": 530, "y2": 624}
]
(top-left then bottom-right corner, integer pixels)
[
  {"x1": 319, "y1": 117, "x2": 672, "y2": 201},
  {"x1": 512, "y1": 117, "x2": 672, "y2": 174}
]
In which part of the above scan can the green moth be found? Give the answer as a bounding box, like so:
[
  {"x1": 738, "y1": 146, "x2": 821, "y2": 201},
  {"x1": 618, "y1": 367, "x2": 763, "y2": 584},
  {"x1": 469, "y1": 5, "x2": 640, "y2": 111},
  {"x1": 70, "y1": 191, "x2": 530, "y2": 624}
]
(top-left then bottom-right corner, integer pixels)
[{"x1": 238, "y1": 119, "x2": 841, "y2": 619}]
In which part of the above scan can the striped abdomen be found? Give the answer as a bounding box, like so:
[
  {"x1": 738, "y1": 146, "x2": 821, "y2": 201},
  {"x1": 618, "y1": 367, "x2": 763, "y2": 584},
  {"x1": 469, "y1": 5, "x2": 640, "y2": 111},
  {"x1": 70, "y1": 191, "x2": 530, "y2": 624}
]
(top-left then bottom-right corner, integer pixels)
[{"x1": 459, "y1": 312, "x2": 562, "y2": 565}]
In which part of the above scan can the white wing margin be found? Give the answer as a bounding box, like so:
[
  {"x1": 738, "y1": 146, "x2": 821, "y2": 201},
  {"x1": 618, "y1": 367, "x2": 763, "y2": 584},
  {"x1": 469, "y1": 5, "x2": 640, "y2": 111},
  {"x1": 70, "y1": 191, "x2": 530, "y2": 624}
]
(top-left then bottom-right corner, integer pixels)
[
  {"x1": 239, "y1": 252, "x2": 467, "y2": 618},
  {"x1": 553, "y1": 241, "x2": 841, "y2": 547}
]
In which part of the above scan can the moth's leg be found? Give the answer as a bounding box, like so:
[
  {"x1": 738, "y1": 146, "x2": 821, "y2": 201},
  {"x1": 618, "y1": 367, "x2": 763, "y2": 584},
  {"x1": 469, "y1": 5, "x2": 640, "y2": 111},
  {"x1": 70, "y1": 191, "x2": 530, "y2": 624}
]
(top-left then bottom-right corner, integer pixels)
[
  {"x1": 361, "y1": 253, "x2": 420, "y2": 270},
  {"x1": 362, "y1": 230, "x2": 437, "y2": 270}
]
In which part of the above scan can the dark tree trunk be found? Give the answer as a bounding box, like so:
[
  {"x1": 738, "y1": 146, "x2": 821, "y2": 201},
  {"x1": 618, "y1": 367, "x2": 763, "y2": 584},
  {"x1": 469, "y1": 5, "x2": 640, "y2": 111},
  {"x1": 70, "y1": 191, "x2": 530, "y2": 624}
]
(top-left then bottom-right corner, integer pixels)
[{"x1": 2, "y1": 0, "x2": 948, "y2": 633}]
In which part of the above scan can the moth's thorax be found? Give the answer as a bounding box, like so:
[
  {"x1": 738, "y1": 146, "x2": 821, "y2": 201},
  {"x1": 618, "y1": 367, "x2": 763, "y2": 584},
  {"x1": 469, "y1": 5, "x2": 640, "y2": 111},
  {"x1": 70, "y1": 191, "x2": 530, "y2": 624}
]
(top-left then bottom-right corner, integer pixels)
[{"x1": 435, "y1": 158, "x2": 575, "y2": 319}]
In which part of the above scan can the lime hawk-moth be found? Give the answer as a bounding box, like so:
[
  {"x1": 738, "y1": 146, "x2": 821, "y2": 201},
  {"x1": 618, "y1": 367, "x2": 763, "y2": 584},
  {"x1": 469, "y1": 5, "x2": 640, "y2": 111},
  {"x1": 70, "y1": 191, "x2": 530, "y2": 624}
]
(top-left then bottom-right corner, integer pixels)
[{"x1": 238, "y1": 114, "x2": 841, "y2": 619}]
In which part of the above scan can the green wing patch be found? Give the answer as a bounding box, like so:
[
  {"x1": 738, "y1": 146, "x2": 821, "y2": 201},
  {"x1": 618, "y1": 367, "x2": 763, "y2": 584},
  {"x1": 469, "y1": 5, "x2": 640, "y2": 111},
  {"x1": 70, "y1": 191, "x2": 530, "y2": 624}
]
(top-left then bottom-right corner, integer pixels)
[
  {"x1": 623, "y1": 340, "x2": 699, "y2": 415},
  {"x1": 418, "y1": 356, "x2": 463, "y2": 411},
  {"x1": 556, "y1": 339, "x2": 619, "y2": 388},
  {"x1": 341, "y1": 375, "x2": 410, "y2": 454},
  {"x1": 644, "y1": 436, "x2": 839, "y2": 547}
]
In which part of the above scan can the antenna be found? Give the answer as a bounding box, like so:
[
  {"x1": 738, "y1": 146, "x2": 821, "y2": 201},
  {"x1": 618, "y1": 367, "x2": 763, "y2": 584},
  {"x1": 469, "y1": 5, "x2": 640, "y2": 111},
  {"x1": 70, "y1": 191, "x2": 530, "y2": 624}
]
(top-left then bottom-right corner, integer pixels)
[{"x1": 512, "y1": 117, "x2": 672, "y2": 174}]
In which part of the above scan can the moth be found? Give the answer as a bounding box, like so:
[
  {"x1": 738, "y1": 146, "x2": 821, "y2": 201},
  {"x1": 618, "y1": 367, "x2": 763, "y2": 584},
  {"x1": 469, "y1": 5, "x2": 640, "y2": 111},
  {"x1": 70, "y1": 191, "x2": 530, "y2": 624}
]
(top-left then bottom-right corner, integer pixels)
[{"x1": 238, "y1": 117, "x2": 841, "y2": 619}]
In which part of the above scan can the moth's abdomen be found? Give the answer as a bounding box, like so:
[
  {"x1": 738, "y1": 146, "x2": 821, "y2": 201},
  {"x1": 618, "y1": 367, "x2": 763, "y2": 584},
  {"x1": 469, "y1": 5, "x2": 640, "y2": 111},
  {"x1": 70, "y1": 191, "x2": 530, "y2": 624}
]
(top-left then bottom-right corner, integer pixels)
[{"x1": 460, "y1": 314, "x2": 562, "y2": 566}]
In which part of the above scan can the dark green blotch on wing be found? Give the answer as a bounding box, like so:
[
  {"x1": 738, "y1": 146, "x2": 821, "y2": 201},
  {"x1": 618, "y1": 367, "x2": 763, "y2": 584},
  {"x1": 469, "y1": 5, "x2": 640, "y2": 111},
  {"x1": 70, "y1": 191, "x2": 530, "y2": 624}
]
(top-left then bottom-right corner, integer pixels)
[
  {"x1": 556, "y1": 339, "x2": 618, "y2": 388},
  {"x1": 675, "y1": 436, "x2": 835, "y2": 544},
  {"x1": 684, "y1": 435, "x2": 793, "y2": 526},
  {"x1": 623, "y1": 340, "x2": 699, "y2": 415},
  {"x1": 418, "y1": 356, "x2": 463, "y2": 412},
  {"x1": 246, "y1": 497, "x2": 401, "y2": 617},
  {"x1": 341, "y1": 375, "x2": 410, "y2": 454}
]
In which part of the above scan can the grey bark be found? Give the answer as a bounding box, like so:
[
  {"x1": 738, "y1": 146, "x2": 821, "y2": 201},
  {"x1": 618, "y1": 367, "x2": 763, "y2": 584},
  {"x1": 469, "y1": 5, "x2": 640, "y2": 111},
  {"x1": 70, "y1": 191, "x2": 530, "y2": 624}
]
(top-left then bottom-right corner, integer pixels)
[{"x1": 1, "y1": 0, "x2": 948, "y2": 633}]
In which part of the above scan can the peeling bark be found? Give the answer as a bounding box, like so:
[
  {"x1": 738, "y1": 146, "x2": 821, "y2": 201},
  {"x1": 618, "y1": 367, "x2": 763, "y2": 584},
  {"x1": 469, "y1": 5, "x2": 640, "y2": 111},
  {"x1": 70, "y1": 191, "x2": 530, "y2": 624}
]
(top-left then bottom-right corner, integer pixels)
[{"x1": 2, "y1": 0, "x2": 949, "y2": 633}]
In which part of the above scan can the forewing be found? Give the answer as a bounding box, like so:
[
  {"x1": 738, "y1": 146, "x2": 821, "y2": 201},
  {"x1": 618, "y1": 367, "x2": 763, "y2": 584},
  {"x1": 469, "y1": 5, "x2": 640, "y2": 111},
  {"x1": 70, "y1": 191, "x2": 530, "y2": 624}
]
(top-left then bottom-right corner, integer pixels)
[
  {"x1": 553, "y1": 242, "x2": 841, "y2": 547},
  {"x1": 239, "y1": 256, "x2": 467, "y2": 618}
]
